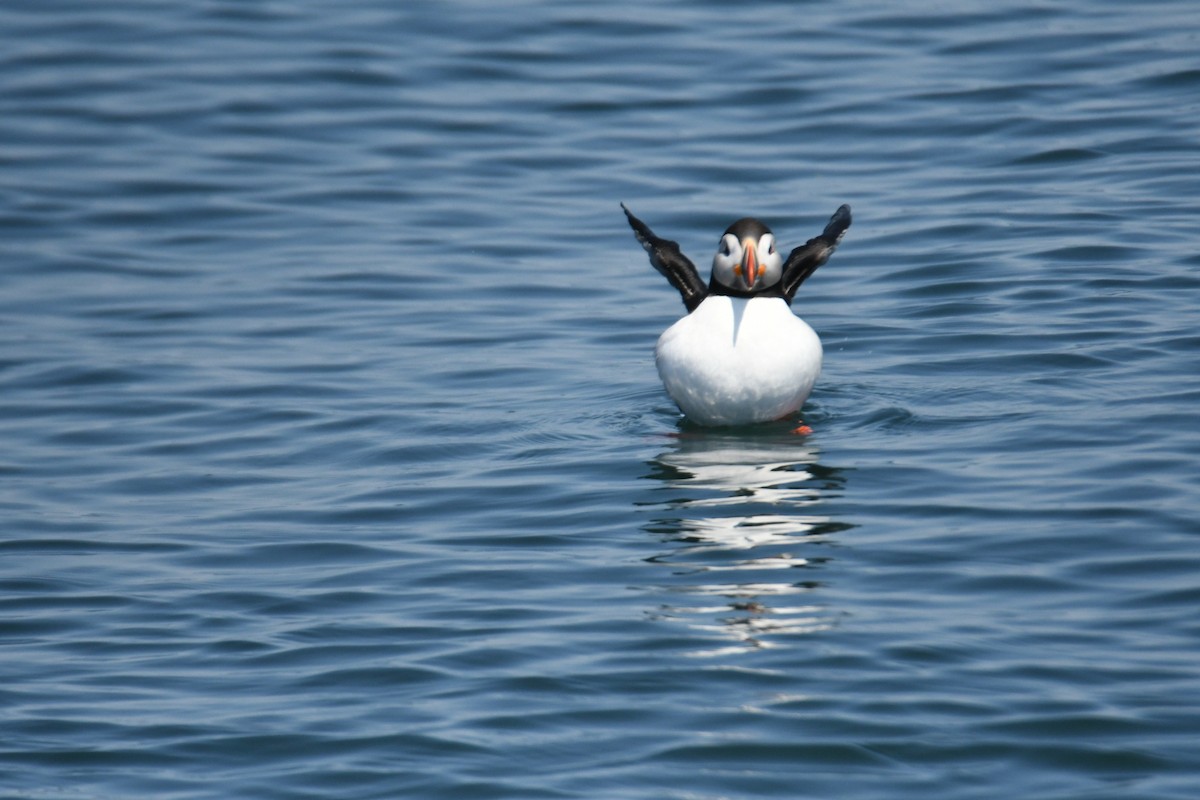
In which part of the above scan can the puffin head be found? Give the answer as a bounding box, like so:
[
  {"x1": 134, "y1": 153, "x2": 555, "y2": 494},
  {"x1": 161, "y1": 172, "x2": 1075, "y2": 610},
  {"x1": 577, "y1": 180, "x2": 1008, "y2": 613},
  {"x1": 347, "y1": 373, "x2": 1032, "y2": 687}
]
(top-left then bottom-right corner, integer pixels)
[{"x1": 711, "y1": 217, "x2": 782, "y2": 293}]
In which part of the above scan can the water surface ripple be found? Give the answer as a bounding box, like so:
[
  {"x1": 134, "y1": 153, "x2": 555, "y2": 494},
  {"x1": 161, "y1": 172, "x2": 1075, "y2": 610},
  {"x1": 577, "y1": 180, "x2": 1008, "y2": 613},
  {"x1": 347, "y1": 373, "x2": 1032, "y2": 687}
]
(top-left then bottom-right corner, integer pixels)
[{"x1": 2, "y1": 1, "x2": 1199, "y2": 798}]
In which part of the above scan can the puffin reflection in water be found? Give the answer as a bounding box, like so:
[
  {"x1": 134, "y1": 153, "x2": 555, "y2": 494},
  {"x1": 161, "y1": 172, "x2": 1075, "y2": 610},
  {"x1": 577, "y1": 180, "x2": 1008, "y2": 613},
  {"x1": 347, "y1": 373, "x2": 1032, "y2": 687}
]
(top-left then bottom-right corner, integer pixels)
[{"x1": 622, "y1": 203, "x2": 851, "y2": 428}]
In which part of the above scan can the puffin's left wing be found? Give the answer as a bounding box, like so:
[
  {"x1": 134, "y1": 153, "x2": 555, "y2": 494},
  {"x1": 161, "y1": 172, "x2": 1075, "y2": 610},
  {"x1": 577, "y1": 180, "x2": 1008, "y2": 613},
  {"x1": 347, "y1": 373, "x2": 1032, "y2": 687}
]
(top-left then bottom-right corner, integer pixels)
[
  {"x1": 621, "y1": 204, "x2": 708, "y2": 313},
  {"x1": 780, "y1": 204, "x2": 852, "y2": 304}
]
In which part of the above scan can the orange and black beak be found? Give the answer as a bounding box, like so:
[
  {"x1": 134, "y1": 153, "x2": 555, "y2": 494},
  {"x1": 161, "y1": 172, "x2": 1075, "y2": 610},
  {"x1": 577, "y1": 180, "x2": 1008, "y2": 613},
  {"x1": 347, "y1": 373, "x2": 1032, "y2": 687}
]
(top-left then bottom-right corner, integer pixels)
[{"x1": 740, "y1": 238, "x2": 760, "y2": 288}]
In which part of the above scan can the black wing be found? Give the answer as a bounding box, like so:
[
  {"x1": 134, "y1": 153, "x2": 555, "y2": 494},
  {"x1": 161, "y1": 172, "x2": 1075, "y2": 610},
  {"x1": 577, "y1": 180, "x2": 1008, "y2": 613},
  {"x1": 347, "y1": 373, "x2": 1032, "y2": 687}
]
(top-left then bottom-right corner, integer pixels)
[
  {"x1": 780, "y1": 204, "x2": 852, "y2": 304},
  {"x1": 621, "y1": 203, "x2": 708, "y2": 313}
]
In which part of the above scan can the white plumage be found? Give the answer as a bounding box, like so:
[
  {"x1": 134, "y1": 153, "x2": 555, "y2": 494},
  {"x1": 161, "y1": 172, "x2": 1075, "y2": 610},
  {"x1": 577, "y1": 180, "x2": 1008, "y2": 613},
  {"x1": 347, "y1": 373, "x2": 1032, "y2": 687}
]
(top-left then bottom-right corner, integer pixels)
[{"x1": 656, "y1": 295, "x2": 821, "y2": 426}]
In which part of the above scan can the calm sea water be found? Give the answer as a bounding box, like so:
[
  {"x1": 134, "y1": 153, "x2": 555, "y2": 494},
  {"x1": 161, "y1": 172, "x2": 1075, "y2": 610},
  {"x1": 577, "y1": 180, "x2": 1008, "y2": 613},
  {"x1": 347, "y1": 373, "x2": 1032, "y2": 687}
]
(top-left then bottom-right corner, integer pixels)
[{"x1": 3, "y1": 1, "x2": 1199, "y2": 798}]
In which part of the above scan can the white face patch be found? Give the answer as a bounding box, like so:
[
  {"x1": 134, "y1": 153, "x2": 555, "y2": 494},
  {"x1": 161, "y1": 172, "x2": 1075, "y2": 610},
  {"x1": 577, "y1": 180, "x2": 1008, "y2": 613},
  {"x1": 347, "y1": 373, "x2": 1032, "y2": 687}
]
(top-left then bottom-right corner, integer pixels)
[
  {"x1": 712, "y1": 232, "x2": 783, "y2": 291},
  {"x1": 711, "y1": 233, "x2": 743, "y2": 287}
]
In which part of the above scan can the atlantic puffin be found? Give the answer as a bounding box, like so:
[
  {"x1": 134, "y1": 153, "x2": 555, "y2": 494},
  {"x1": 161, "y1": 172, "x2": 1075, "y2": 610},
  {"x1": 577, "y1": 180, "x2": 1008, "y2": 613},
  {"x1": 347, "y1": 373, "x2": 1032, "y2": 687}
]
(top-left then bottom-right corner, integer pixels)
[{"x1": 622, "y1": 203, "x2": 851, "y2": 427}]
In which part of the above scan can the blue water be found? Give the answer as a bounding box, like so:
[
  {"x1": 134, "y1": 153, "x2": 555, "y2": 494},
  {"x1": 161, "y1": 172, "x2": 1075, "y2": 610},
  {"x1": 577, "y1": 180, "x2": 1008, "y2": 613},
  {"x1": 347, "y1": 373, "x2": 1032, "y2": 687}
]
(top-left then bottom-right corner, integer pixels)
[{"x1": 3, "y1": 1, "x2": 1199, "y2": 798}]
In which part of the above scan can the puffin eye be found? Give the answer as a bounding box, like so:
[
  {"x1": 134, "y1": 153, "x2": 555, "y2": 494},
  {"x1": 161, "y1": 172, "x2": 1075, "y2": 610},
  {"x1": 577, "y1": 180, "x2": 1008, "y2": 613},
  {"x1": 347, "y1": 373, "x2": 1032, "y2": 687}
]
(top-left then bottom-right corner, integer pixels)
[{"x1": 719, "y1": 238, "x2": 731, "y2": 256}]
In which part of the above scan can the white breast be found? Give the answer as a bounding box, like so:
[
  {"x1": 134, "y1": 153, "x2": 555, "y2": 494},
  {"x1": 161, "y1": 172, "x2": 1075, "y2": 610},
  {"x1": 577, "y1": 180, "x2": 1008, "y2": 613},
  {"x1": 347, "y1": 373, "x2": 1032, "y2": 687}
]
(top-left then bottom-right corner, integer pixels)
[{"x1": 655, "y1": 296, "x2": 822, "y2": 426}]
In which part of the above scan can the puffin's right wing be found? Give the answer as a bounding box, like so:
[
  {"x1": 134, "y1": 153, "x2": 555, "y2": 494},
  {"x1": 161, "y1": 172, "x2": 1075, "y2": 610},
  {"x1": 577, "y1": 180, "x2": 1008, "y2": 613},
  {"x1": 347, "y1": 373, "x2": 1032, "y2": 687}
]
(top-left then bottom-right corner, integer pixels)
[
  {"x1": 780, "y1": 204, "x2": 852, "y2": 304},
  {"x1": 621, "y1": 204, "x2": 708, "y2": 313}
]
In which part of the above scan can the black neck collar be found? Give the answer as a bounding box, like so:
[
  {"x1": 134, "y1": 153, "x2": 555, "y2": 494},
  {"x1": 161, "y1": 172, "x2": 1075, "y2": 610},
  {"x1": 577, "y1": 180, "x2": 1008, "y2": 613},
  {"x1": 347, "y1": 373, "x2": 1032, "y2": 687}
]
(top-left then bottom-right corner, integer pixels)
[{"x1": 708, "y1": 280, "x2": 788, "y2": 303}]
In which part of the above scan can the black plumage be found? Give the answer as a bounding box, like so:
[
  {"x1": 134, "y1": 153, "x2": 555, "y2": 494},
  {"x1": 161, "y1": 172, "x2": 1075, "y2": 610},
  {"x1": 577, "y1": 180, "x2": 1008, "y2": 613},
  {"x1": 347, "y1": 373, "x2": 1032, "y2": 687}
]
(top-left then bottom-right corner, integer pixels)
[
  {"x1": 621, "y1": 203, "x2": 708, "y2": 312},
  {"x1": 779, "y1": 204, "x2": 851, "y2": 304},
  {"x1": 622, "y1": 203, "x2": 851, "y2": 309}
]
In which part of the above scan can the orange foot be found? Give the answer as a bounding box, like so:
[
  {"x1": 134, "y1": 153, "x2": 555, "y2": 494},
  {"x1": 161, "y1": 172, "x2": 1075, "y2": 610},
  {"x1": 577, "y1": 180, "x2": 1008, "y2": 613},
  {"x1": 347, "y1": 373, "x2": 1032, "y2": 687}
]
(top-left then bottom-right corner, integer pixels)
[{"x1": 790, "y1": 423, "x2": 813, "y2": 436}]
